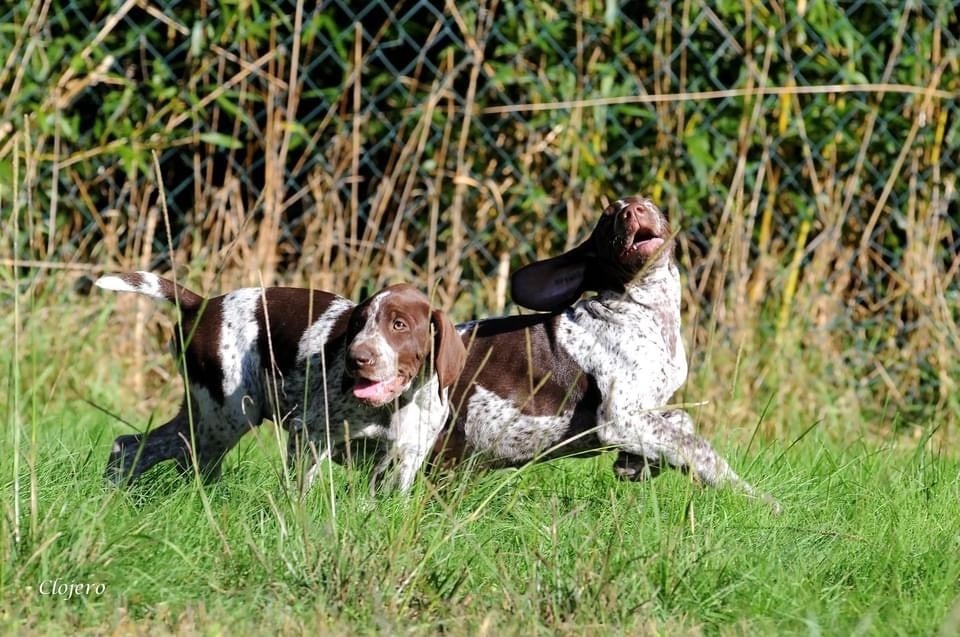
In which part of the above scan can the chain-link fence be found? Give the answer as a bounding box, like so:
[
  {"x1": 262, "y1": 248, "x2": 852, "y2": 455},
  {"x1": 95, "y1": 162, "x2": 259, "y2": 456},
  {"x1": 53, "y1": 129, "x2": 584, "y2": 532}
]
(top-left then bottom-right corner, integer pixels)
[{"x1": 2, "y1": 0, "x2": 958, "y2": 421}]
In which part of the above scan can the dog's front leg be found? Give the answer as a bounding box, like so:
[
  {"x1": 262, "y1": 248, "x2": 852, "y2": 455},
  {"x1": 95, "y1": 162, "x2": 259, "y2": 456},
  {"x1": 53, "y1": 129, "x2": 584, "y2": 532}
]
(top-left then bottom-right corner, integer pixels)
[
  {"x1": 374, "y1": 382, "x2": 449, "y2": 494},
  {"x1": 601, "y1": 409, "x2": 781, "y2": 513}
]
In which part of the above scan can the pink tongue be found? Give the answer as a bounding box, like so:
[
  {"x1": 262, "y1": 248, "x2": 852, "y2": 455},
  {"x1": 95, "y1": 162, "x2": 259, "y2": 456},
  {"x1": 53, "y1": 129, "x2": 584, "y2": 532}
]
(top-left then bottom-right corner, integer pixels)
[
  {"x1": 352, "y1": 378, "x2": 396, "y2": 402},
  {"x1": 636, "y1": 236, "x2": 664, "y2": 256}
]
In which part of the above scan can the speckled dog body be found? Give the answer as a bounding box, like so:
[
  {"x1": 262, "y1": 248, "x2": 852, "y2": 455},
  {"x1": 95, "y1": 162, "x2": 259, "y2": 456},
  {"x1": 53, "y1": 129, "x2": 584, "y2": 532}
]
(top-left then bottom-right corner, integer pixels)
[
  {"x1": 439, "y1": 196, "x2": 778, "y2": 510},
  {"x1": 448, "y1": 259, "x2": 689, "y2": 466},
  {"x1": 97, "y1": 274, "x2": 464, "y2": 491}
]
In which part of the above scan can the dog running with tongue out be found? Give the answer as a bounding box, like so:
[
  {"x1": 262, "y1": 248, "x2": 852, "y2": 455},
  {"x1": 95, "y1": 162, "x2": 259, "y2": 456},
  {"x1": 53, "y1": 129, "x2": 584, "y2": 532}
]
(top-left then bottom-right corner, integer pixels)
[{"x1": 96, "y1": 275, "x2": 465, "y2": 493}]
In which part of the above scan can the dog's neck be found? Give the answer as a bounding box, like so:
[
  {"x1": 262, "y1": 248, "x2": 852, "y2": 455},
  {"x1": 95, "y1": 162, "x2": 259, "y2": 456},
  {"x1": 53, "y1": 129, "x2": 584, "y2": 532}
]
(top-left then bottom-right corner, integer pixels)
[
  {"x1": 583, "y1": 257, "x2": 680, "y2": 319},
  {"x1": 398, "y1": 369, "x2": 444, "y2": 407}
]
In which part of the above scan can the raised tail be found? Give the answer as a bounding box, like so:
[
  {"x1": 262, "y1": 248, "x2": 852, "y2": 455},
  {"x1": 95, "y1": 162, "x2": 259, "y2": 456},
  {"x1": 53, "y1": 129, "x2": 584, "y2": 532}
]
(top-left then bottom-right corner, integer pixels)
[{"x1": 95, "y1": 271, "x2": 205, "y2": 311}]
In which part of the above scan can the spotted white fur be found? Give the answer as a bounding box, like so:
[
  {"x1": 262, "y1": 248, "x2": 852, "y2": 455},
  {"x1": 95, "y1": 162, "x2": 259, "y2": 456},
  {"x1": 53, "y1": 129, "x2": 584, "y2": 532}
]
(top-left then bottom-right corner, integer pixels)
[
  {"x1": 463, "y1": 386, "x2": 574, "y2": 463},
  {"x1": 218, "y1": 289, "x2": 263, "y2": 400},
  {"x1": 370, "y1": 376, "x2": 452, "y2": 491},
  {"x1": 297, "y1": 298, "x2": 354, "y2": 360},
  {"x1": 447, "y1": 196, "x2": 779, "y2": 511},
  {"x1": 557, "y1": 263, "x2": 687, "y2": 417},
  {"x1": 163, "y1": 288, "x2": 268, "y2": 465},
  {"x1": 96, "y1": 273, "x2": 161, "y2": 297}
]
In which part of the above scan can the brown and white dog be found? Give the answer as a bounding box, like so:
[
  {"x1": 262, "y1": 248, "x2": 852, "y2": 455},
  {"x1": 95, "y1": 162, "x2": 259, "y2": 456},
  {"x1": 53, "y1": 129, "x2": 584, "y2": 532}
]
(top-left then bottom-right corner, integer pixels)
[
  {"x1": 437, "y1": 196, "x2": 779, "y2": 510},
  {"x1": 96, "y1": 274, "x2": 465, "y2": 491}
]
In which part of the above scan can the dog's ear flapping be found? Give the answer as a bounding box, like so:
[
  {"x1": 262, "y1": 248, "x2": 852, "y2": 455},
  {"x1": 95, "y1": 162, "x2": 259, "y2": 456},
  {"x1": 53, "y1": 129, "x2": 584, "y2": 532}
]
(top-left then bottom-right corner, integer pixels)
[
  {"x1": 430, "y1": 309, "x2": 467, "y2": 399},
  {"x1": 510, "y1": 242, "x2": 591, "y2": 312}
]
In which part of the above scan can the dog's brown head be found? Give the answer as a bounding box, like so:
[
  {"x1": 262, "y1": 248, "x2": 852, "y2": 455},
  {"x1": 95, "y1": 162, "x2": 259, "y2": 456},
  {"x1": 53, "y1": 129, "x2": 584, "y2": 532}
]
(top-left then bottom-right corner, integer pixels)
[
  {"x1": 346, "y1": 283, "x2": 466, "y2": 407},
  {"x1": 593, "y1": 196, "x2": 671, "y2": 269},
  {"x1": 510, "y1": 196, "x2": 673, "y2": 312}
]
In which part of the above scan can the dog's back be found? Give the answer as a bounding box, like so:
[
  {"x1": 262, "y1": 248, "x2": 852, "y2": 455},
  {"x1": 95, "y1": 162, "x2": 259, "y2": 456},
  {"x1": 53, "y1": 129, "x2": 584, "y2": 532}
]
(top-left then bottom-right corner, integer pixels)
[{"x1": 97, "y1": 273, "x2": 355, "y2": 482}]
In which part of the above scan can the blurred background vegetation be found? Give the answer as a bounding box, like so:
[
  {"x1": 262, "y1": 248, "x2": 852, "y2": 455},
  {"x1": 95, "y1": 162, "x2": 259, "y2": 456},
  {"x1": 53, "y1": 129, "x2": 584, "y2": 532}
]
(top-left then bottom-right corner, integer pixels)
[{"x1": 2, "y1": 0, "x2": 958, "y2": 437}]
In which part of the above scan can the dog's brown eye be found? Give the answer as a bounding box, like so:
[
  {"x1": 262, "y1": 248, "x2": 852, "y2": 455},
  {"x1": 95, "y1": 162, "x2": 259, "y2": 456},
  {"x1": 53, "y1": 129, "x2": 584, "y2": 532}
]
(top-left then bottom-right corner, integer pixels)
[{"x1": 392, "y1": 319, "x2": 407, "y2": 331}]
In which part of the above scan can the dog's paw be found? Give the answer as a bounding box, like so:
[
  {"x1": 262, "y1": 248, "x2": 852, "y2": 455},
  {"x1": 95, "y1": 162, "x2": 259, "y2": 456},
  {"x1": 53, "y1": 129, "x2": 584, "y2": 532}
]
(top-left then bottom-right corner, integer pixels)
[
  {"x1": 612, "y1": 453, "x2": 663, "y2": 482},
  {"x1": 760, "y1": 492, "x2": 783, "y2": 515}
]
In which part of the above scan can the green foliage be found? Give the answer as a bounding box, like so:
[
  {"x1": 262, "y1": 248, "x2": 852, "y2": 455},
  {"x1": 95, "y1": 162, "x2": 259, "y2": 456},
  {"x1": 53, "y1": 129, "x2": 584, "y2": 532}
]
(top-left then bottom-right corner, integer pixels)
[{"x1": 2, "y1": 0, "x2": 954, "y2": 275}]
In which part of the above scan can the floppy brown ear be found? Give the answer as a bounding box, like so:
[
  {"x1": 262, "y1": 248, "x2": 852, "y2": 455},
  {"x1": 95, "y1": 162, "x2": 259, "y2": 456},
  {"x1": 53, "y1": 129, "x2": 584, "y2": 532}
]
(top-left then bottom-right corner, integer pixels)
[
  {"x1": 510, "y1": 243, "x2": 591, "y2": 312},
  {"x1": 431, "y1": 309, "x2": 467, "y2": 398}
]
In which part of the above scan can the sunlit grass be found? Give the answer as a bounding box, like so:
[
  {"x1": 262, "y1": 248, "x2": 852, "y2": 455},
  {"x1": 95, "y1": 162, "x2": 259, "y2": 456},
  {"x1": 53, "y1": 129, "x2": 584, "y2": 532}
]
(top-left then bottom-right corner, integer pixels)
[{"x1": 2, "y1": 294, "x2": 958, "y2": 635}]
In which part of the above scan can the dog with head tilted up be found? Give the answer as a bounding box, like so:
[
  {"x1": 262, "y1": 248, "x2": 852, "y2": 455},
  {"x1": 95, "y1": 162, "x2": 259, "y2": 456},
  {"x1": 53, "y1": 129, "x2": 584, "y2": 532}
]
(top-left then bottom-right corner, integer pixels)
[{"x1": 433, "y1": 196, "x2": 780, "y2": 511}]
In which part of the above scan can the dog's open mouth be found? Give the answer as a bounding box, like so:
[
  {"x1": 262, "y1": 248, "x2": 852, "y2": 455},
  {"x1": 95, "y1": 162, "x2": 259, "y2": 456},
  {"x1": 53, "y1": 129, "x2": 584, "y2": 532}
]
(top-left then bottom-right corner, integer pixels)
[
  {"x1": 621, "y1": 227, "x2": 665, "y2": 261},
  {"x1": 352, "y1": 375, "x2": 406, "y2": 405}
]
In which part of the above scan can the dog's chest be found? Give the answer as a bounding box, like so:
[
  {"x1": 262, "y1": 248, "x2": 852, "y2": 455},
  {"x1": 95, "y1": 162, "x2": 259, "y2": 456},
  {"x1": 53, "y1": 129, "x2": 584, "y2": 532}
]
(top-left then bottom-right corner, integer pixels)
[{"x1": 557, "y1": 301, "x2": 686, "y2": 414}]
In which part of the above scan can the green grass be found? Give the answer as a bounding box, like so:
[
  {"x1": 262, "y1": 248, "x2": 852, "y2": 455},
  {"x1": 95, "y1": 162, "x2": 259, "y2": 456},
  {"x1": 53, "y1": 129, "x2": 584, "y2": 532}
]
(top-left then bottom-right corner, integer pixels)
[{"x1": 3, "y1": 296, "x2": 960, "y2": 636}]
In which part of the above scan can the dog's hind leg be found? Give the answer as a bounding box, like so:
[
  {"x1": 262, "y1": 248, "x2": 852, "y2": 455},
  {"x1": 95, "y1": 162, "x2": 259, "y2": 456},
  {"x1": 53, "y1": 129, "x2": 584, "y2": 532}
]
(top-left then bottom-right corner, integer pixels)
[
  {"x1": 105, "y1": 408, "x2": 192, "y2": 484},
  {"x1": 613, "y1": 409, "x2": 702, "y2": 481},
  {"x1": 173, "y1": 388, "x2": 260, "y2": 482}
]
